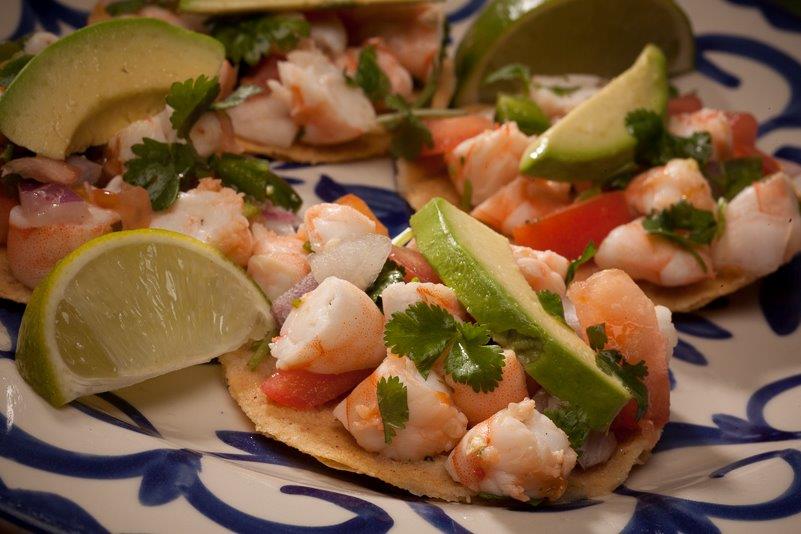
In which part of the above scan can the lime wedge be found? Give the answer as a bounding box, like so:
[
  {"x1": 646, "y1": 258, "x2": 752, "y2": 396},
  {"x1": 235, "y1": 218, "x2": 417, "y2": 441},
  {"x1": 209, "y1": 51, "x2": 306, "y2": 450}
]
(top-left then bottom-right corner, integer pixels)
[
  {"x1": 454, "y1": 0, "x2": 693, "y2": 105},
  {"x1": 16, "y1": 230, "x2": 273, "y2": 407},
  {"x1": 179, "y1": 0, "x2": 434, "y2": 14}
]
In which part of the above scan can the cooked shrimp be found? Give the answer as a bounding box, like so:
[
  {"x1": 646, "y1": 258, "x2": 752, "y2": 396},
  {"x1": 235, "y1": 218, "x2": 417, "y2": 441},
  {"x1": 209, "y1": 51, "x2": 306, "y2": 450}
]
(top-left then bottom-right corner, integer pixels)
[
  {"x1": 149, "y1": 179, "x2": 253, "y2": 266},
  {"x1": 713, "y1": 173, "x2": 801, "y2": 276},
  {"x1": 510, "y1": 245, "x2": 570, "y2": 296},
  {"x1": 333, "y1": 354, "x2": 468, "y2": 460},
  {"x1": 336, "y1": 39, "x2": 414, "y2": 101},
  {"x1": 308, "y1": 13, "x2": 347, "y2": 57},
  {"x1": 595, "y1": 218, "x2": 714, "y2": 286},
  {"x1": 446, "y1": 398, "x2": 576, "y2": 502},
  {"x1": 7, "y1": 204, "x2": 119, "y2": 288},
  {"x1": 226, "y1": 93, "x2": 299, "y2": 148},
  {"x1": 23, "y1": 32, "x2": 58, "y2": 55},
  {"x1": 300, "y1": 203, "x2": 377, "y2": 251},
  {"x1": 3, "y1": 156, "x2": 79, "y2": 185},
  {"x1": 529, "y1": 74, "x2": 604, "y2": 119},
  {"x1": 268, "y1": 48, "x2": 377, "y2": 145},
  {"x1": 105, "y1": 107, "x2": 176, "y2": 175},
  {"x1": 189, "y1": 111, "x2": 241, "y2": 158},
  {"x1": 217, "y1": 60, "x2": 237, "y2": 101},
  {"x1": 625, "y1": 158, "x2": 716, "y2": 214},
  {"x1": 380, "y1": 281, "x2": 467, "y2": 321},
  {"x1": 270, "y1": 276, "x2": 385, "y2": 373},
  {"x1": 248, "y1": 224, "x2": 310, "y2": 301},
  {"x1": 567, "y1": 268, "x2": 671, "y2": 428},
  {"x1": 669, "y1": 108, "x2": 732, "y2": 161},
  {"x1": 445, "y1": 123, "x2": 531, "y2": 206},
  {"x1": 444, "y1": 350, "x2": 528, "y2": 427},
  {"x1": 471, "y1": 177, "x2": 571, "y2": 235}
]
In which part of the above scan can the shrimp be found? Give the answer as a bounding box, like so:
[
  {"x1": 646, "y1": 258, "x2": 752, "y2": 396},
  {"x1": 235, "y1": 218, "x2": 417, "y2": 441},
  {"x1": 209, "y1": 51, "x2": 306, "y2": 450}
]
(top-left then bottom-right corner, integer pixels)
[
  {"x1": 380, "y1": 281, "x2": 467, "y2": 321},
  {"x1": 300, "y1": 203, "x2": 378, "y2": 251},
  {"x1": 595, "y1": 218, "x2": 714, "y2": 286},
  {"x1": 189, "y1": 111, "x2": 241, "y2": 158},
  {"x1": 625, "y1": 158, "x2": 716, "y2": 214},
  {"x1": 529, "y1": 74, "x2": 604, "y2": 119},
  {"x1": 446, "y1": 398, "x2": 576, "y2": 502},
  {"x1": 247, "y1": 224, "x2": 310, "y2": 301},
  {"x1": 23, "y1": 32, "x2": 58, "y2": 55},
  {"x1": 566, "y1": 268, "x2": 671, "y2": 428},
  {"x1": 336, "y1": 39, "x2": 414, "y2": 101},
  {"x1": 268, "y1": 48, "x2": 377, "y2": 145},
  {"x1": 149, "y1": 179, "x2": 253, "y2": 266},
  {"x1": 471, "y1": 177, "x2": 571, "y2": 235},
  {"x1": 226, "y1": 93, "x2": 299, "y2": 149},
  {"x1": 308, "y1": 12, "x2": 348, "y2": 57},
  {"x1": 669, "y1": 108, "x2": 733, "y2": 161},
  {"x1": 333, "y1": 354, "x2": 468, "y2": 460},
  {"x1": 2, "y1": 156, "x2": 79, "y2": 185},
  {"x1": 270, "y1": 276, "x2": 386, "y2": 373},
  {"x1": 7, "y1": 204, "x2": 119, "y2": 288},
  {"x1": 444, "y1": 350, "x2": 528, "y2": 427},
  {"x1": 510, "y1": 245, "x2": 570, "y2": 296},
  {"x1": 713, "y1": 173, "x2": 801, "y2": 276},
  {"x1": 445, "y1": 122, "x2": 531, "y2": 206},
  {"x1": 105, "y1": 107, "x2": 176, "y2": 175}
]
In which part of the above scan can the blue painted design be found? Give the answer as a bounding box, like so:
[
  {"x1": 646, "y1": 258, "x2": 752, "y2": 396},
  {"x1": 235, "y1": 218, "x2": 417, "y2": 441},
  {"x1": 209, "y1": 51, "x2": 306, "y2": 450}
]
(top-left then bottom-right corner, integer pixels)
[
  {"x1": 0, "y1": 299, "x2": 23, "y2": 360},
  {"x1": 774, "y1": 145, "x2": 801, "y2": 164},
  {"x1": 618, "y1": 449, "x2": 801, "y2": 533},
  {"x1": 7, "y1": 0, "x2": 88, "y2": 40},
  {"x1": 315, "y1": 174, "x2": 412, "y2": 236},
  {"x1": 657, "y1": 374, "x2": 801, "y2": 452},
  {"x1": 272, "y1": 161, "x2": 315, "y2": 171},
  {"x1": 759, "y1": 253, "x2": 801, "y2": 335},
  {"x1": 668, "y1": 368, "x2": 676, "y2": 391},
  {"x1": 406, "y1": 502, "x2": 471, "y2": 533},
  {"x1": 447, "y1": 0, "x2": 487, "y2": 24},
  {"x1": 95, "y1": 392, "x2": 162, "y2": 437},
  {"x1": 672, "y1": 313, "x2": 732, "y2": 339},
  {"x1": 725, "y1": 0, "x2": 801, "y2": 32},
  {"x1": 673, "y1": 339, "x2": 709, "y2": 366},
  {"x1": 505, "y1": 499, "x2": 601, "y2": 513},
  {"x1": 0, "y1": 476, "x2": 108, "y2": 533}
]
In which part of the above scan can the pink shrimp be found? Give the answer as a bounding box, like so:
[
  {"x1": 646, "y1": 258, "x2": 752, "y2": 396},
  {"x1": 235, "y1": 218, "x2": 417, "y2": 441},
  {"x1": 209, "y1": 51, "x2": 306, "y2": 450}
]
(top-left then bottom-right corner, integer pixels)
[{"x1": 471, "y1": 177, "x2": 571, "y2": 235}]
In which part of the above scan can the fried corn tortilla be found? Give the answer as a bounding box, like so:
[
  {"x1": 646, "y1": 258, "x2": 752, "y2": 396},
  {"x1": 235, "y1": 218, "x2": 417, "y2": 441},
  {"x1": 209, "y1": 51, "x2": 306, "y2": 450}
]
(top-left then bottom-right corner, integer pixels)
[
  {"x1": 221, "y1": 348, "x2": 661, "y2": 503},
  {"x1": 395, "y1": 160, "x2": 761, "y2": 312}
]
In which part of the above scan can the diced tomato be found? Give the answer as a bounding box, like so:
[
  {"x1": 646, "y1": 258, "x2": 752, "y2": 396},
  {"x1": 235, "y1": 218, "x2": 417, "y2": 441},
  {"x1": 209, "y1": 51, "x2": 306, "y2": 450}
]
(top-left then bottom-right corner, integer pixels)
[
  {"x1": 611, "y1": 400, "x2": 640, "y2": 438},
  {"x1": 261, "y1": 368, "x2": 371, "y2": 409},
  {"x1": 421, "y1": 115, "x2": 494, "y2": 158},
  {"x1": 389, "y1": 245, "x2": 441, "y2": 283},
  {"x1": 667, "y1": 93, "x2": 703, "y2": 116},
  {"x1": 726, "y1": 112, "x2": 781, "y2": 174},
  {"x1": 512, "y1": 192, "x2": 635, "y2": 259},
  {"x1": 335, "y1": 193, "x2": 389, "y2": 236}
]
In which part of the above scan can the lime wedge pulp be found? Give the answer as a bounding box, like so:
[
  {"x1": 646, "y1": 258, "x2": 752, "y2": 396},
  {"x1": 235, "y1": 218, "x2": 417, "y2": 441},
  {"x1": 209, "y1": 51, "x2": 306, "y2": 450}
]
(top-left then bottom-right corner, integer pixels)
[
  {"x1": 16, "y1": 230, "x2": 273, "y2": 407},
  {"x1": 454, "y1": 0, "x2": 694, "y2": 105}
]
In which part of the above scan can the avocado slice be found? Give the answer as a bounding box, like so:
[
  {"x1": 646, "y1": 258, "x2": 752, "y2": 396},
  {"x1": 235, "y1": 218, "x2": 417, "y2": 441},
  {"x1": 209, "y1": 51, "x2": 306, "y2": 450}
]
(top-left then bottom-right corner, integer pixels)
[
  {"x1": 179, "y1": 0, "x2": 433, "y2": 14},
  {"x1": 411, "y1": 198, "x2": 631, "y2": 429},
  {"x1": 519, "y1": 44, "x2": 668, "y2": 182},
  {"x1": 0, "y1": 18, "x2": 224, "y2": 159}
]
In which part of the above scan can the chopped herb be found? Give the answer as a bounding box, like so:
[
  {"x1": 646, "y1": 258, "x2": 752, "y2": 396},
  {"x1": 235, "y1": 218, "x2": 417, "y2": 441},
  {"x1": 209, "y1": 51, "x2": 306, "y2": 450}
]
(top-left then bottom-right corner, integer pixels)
[
  {"x1": 383, "y1": 94, "x2": 433, "y2": 160},
  {"x1": 0, "y1": 40, "x2": 23, "y2": 63},
  {"x1": 585, "y1": 323, "x2": 607, "y2": 351},
  {"x1": 367, "y1": 260, "x2": 406, "y2": 303},
  {"x1": 0, "y1": 54, "x2": 32, "y2": 86},
  {"x1": 546, "y1": 85, "x2": 581, "y2": 96},
  {"x1": 642, "y1": 200, "x2": 717, "y2": 270},
  {"x1": 625, "y1": 109, "x2": 712, "y2": 167},
  {"x1": 384, "y1": 302, "x2": 505, "y2": 392},
  {"x1": 347, "y1": 45, "x2": 390, "y2": 102},
  {"x1": 302, "y1": 240, "x2": 313, "y2": 253},
  {"x1": 209, "y1": 13, "x2": 310, "y2": 66},
  {"x1": 565, "y1": 242, "x2": 597, "y2": 286},
  {"x1": 123, "y1": 139, "x2": 208, "y2": 210},
  {"x1": 247, "y1": 338, "x2": 271, "y2": 370},
  {"x1": 715, "y1": 198, "x2": 727, "y2": 240},
  {"x1": 483, "y1": 63, "x2": 531, "y2": 94},
  {"x1": 715, "y1": 157, "x2": 763, "y2": 200},
  {"x1": 536, "y1": 290, "x2": 564, "y2": 321},
  {"x1": 587, "y1": 324, "x2": 649, "y2": 419},
  {"x1": 459, "y1": 180, "x2": 473, "y2": 211},
  {"x1": 211, "y1": 84, "x2": 264, "y2": 110},
  {"x1": 542, "y1": 403, "x2": 591, "y2": 449},
  {"x1": 575, "y1": 186, "x2": 601, "y2": 202},
  {"x1": 377, "y1": 376, "x2": 409, "y2": 444},
  {"x1": 291, "y1": 298, "x2": 302, "y2": 308},
  {"x1": 601, "y1": 168, "x2": 638, "y2": 191},
  {"x1": 242, "y1": 200, "x2": 260, "y2": 219},
  {"x1": 166, "y1": 75, "x2": 220, "y2": 138},
  {"x1": 668, "y1": 84, "x2": 679, "y2": 98},
  {"x1": 210, "y1": 154, "x2": 302, "y2": 212},
  {"x1": 494, "y1": 93, "x2": 550, "y2": 135}
]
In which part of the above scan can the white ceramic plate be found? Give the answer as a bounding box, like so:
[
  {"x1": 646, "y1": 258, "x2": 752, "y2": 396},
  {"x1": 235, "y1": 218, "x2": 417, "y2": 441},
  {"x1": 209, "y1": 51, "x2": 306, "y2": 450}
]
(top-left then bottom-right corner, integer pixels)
[{"x1": 1, "y1": 0, "x2": 800, "y2": 531}]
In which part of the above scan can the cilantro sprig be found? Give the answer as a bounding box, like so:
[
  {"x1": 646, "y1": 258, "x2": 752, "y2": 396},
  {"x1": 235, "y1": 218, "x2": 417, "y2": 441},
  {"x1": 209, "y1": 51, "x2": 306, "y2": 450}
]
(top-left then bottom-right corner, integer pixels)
[
  {"x1": 346, "y1": 45, "x2": 391, "y2": 103},
  {"x1": 565, "y1": 242, "x2": 597, "y2": 286},
  {"x1": 626, "y1": 109, "x2": 713, "y2": 168},
  {"x1": 166, "y1": 75, "x2": 220, "y2": 138},
  {"x1": 211, "y1": 85, "x2": 264, "y2": 110},
  {"x1": 209, "y1": 14, "x2": 310, "y2": 66},
  {"x1": 483, "y1": 63, "x2": 531, "y2": 94},
  {"x1": 642, "y1": 200, "x2": 717, "y2": 271},
  {"x1": 712, "y1": 157, "x2": 763, "y2": 200},
  {"x1": 383, "y1": 94, "x2": 434, "y2": 160},
  {"x1": 210, "y1": 154, "x2": 302, "y2": 213},
  {"x1": 542, "y1": 403, "x2": 591, "y2": 449},
  {"x1": 367, "y1": 260, "x2": 405, "y2": 303},
  {"x1": 384, "y1": 302, "x2": 505, "y2": 393},
  {"x1": 377, "y1": 376, "x2": 409, "y2": 444}
]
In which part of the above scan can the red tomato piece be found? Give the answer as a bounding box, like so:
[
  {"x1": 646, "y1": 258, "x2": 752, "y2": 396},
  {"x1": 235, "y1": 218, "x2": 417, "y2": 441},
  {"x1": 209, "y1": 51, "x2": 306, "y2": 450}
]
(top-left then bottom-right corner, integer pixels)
[
  {"x1": 389, "y1": 245, "x2": 442, "y2": 283},
  {"x1": 421, "y1": 115, "x2": 494, "y2": 157},
  {"x1": 726, "y1": 112, "x2": 781, "y2": 174},
  {"x1": 512, "y1": 192, "x2": 635, "y2": 259},
  {"x1": 667, "y1": 93, "x2": 703, "y2": 116},
  {"x1": 261, "y1": 368, "x2": 371, "y2": 409}
]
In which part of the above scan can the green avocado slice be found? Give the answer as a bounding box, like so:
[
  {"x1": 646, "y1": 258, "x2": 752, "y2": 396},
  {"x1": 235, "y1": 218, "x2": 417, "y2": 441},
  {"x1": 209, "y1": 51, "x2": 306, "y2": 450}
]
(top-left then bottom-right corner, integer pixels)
[
  {"x1": 0, "y1": 18, "x2": 224, "y2": 159},
  {"x1": 411, "y1": 198, "x2": 631, "y2": 429},
  {"x1": 519, "y1": 44, "x2": 668, "y2": 182}
]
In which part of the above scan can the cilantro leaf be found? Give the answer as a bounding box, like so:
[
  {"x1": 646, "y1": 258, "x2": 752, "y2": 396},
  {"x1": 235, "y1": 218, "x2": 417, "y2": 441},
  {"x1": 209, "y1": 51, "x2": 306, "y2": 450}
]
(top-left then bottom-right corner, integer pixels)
[
  {"x1": 542, "y1": 403, "x2": 591, "y2": 449},
  {"x1": 211, "y1": 84, "x2": 264, "y2": 110},
  {"x1": 445, "y1": 327, "x2": 504, "y2": 393},
  {"x1": 565, "y1": 242, "x2": 597, "y2": 286},
  {"x1": 625, "y1": 109, "x2": 712, "y2": 167},
  {"x1": 210, "y1": 154, "x2": 302, "y2": 212},
  {"x1": 384, "y1": 302, "x2": 455, "y2": 377},
  {"x1": 714, "y1": 157, "x2": 763, "y2": 200},
  {"x1": 459, "y1": 180, "x2": 473, "y2": 211},
  {"x1": 368, "y1": 260, "x2": 406, "y2": 303},
  {"x1": 210, "y1": 14, "x2": 310, "y2": 66},
  {"x1": 547, "y1": 85, "x2": 580, "y2": 96},
  {"x1": 123, "y1": 139, "x2": 207, "y2": 210},
  {"x1": 595, "y1": 349, "x2": 649, "y2": 419},
  {"x1": 536, "y1": 290, "x2": 565, "y2": 321},
  {"x1": 383, "y1": 94, "x2": 434, "y2": 160},
  {"x1": 483, "y1": 63, "x2": 531, "y2": 94},
  {"x1": 377, "y1": 376, "x2": 409, "y2": 444},
  {"x1": 586, "y1": 324, "x2": 608, "y2": 351},
  {"x1": 642, "y1": 200, "x2": 717, "y2": 270},
  {"x1": 166, "y1": 75, "x2": 220, "y2": 138},
  {"x1": 348, "y1": 45, "x2": 391, "y2": 102},
  {"x1": 247, "y1": 337, "x2": 272, "y2": 370},
  {"x1": 0, "y1": 54, "x2": 32, "y2": 86}
]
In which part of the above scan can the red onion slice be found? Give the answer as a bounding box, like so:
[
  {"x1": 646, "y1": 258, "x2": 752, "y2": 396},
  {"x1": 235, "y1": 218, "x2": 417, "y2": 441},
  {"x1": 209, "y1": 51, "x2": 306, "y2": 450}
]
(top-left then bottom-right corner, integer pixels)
[
  {"x1": 19, "y1": 182, "x2": 89, "y2": 226},
  {"x1": 272, "y1": 274, "x2": 318, "y2": 327},
  {"x1": 66, "y1": 156, "x2": 102, "y2": 185}
]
